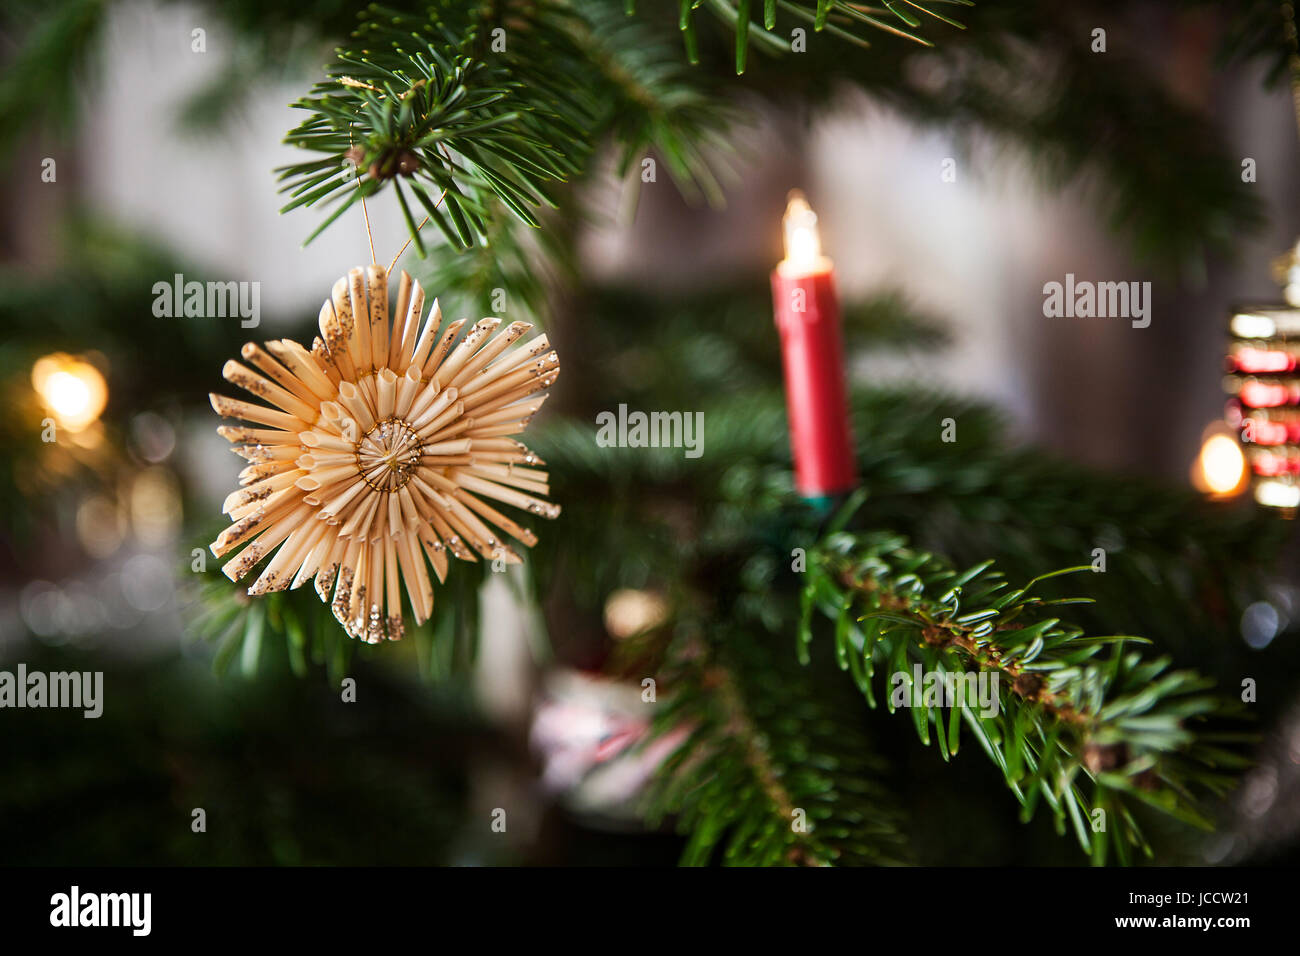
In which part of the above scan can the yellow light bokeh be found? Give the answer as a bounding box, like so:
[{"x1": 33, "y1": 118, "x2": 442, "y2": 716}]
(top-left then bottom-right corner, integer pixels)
[
  {"x1": 1255, "y1": 478, "x2": 1300, "y2": 510},
  {"x1": 603, "y1": 588, "x2": 669, "y2": 640},
  {"x1": 130, "y1": 466, "x2": 182, "y2": 546},
  {"x1": 31, "y1": 353, "x2": 108, "y2": 432},
  {"x1": 1197, "y1": 433, "x2": 1247, "y2": 496}
]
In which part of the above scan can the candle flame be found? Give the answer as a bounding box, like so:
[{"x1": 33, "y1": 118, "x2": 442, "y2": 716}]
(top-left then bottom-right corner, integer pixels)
[{"x1": 782, "y1": 191, "x2": 824, "y2": 274}]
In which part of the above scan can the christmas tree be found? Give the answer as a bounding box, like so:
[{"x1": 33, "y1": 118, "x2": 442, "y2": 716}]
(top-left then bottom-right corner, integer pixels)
[{"x1": 1, "y1": 0, "x2": 1299, "y2": 870}]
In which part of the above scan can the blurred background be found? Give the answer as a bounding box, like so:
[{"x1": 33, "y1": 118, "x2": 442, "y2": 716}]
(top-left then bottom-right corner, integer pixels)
[{"x1": 2, "y1": 0, "x2": 1300, "y2": 866}]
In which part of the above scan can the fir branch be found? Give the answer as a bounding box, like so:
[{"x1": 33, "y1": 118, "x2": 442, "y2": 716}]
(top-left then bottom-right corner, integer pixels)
[
  {"x1": 833, "y1": 388, "x2": 1286, "y2": 665},
  {"x1": 530, "y1": 382, "x2": 1283, "y2": 662},
  {"x1": 188, "y1": 574, "x2": 357, "y2": 684},
  {"x1": 278, "y1": 3, "x2": 596, "y2": 253},
  {"x1": 279, "y1": 1, "x2": 737, "y2": 252},
  {"x1": 718, "y1": 1, "x2": 1263, "y2": 265},
  {"x1": 671, "y1": 0, "x2": 973, "y2": 74},
  {"x1": 185, "y1": 551, "x2": 489, "y2": 683},
  {"x1": 800, "y1": 528, "x2": 1250, "y2": 863},
  {"x1": 409, "y1": 190, "x2": 576, "y2": 322},
  {"x1": 644, "y1": 628, "x2": 908, "y2": 865},
  {"x1": 1217, "y1": 0, "x2": 1300, "y2": 86},
  {"x1": 576, "y1": 0, "x2": 740, "y2": 204}
]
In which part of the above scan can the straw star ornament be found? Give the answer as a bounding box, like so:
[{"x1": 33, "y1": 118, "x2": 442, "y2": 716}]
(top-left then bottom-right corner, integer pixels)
[{"x1": 209, "y1": 265, "x2": 560, "y2": 643}]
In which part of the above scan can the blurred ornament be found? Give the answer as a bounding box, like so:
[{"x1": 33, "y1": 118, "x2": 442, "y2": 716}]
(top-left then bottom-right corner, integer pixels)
[
  {"x1": 1273, "y1": 239, "x2": 1300, "y2": 308},
  {"x1": 208, "y1": 266, "x2": 560, "y2": 643},
  {"x1": 31, "y1": 353, "x2": 107, "y2": 433},
  {"x1": 1224, "y1": 247, "x2": 1300, "y2": 513},
  {"x1": 603, "y1": 588, "x2": 669, "y2": 639},
  {"x1": 530, "y1": 669, "x2": 689, "y2": 816}
]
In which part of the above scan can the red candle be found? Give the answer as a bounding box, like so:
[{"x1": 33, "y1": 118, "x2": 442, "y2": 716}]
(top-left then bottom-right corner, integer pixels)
[{"x1": 771, "y1": 192, "x2": 857, "y2": 500}]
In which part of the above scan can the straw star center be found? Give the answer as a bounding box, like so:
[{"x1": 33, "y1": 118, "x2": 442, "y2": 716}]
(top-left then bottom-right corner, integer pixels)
[{"x1": 356, "y1": 418, "x2": 422, "y2": 492}]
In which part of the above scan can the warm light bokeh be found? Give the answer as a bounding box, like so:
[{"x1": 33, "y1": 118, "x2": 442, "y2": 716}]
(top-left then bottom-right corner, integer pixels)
[
  {"x1": 1194, "y1": 430, "x2": 1248, "y2": 497},
  {"x1": 31, "y1": 353, "x2": 108, "y2": 432}
]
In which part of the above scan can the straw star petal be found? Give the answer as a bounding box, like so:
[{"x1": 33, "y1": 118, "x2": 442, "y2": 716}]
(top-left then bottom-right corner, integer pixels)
[{"x1": 208, "y1": 265, "x2": 560, "y2": 643}]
